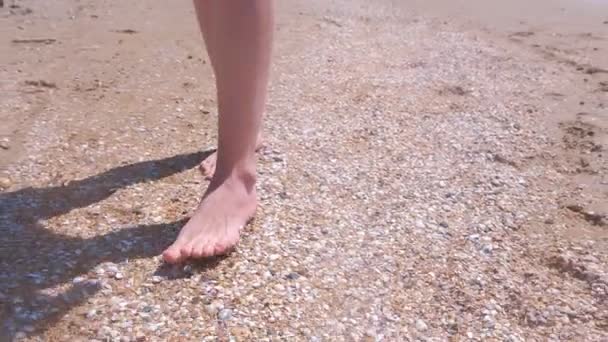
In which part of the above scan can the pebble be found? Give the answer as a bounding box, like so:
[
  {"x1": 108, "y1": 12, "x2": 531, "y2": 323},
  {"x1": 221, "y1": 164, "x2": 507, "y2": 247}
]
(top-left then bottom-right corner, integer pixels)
[
  {"x1": 0, "y1": 177, "x2": 11, "y2": 189},
  {"x1": 218, "y1": 309, "x2": 233, "y2": 321},
  {"x1": 481, "y1": 244, "x2": 494, "y2": 255},
  {"x1": 205, "y1": 301, "x2": 223, "y2": 315},
  {"x1": 415, "y1": 319, "x2": 428, "y2": 331},
  {"x1": 0, "y1": 138, "x2": 10, "y2": 150},
  {"x1": 151, "y1": 276, "x2": 162, "y2": 284},
  {"x1": 286, "y1": 272, "x2": 300, "y2": 280},
  {"x1": 73, "y1": 276, "x2": 86, "y2": 284},
  {"x1": 183, "y1": 264, "x2": 193, "y2": 275},
  {"x1": 86, "y1": 309, "x2": 97, "y2": 319},
  {"x1": 105, "y1": 263, "x2": 119, "y2": 275},
  {"x1": 415, "y1": 220, "x2": 426, "y2": 229},
  {"x1": 483, "y1": 314, "x2": 495, "y2": 328},
  {"x1": 114, "y1": 272, "x2": 124, "y2": 280}
]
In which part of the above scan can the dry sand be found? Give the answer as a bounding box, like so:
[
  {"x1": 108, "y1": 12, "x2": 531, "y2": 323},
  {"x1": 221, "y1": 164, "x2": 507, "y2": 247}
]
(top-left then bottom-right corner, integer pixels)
[
  {"x1": 401, "y1": 0, "x2": 608, "y2": 219},
  {"x1": 1, "y1": 0, "x2": 607, "y2": 341}
]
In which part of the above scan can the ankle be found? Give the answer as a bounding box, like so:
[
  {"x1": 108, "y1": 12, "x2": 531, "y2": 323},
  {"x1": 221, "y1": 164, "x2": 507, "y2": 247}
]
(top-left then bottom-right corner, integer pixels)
[{"x1": 211, "y1": 166, "x2": 257, "y2": 193}]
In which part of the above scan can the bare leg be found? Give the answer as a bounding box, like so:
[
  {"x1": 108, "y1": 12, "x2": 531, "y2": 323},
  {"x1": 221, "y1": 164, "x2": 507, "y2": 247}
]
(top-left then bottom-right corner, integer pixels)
[
  {"x1": 196, "y1": 3, "x2": 264, "y2": 179},
  {"x1": 163, "y1": 0, "x2": 273, "y2": 263}
]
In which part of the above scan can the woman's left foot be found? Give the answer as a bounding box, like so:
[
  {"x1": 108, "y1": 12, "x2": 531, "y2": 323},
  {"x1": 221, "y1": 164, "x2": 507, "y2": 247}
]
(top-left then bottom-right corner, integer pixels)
[{"x1": 162, "y1": 173, "x2": 257, "y2": 263}]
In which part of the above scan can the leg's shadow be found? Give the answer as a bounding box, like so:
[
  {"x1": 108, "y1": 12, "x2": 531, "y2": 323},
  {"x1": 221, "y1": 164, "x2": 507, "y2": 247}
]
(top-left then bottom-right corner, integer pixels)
[{"x1": 0, "y1": 150, "x2": 220, "y2": 339}]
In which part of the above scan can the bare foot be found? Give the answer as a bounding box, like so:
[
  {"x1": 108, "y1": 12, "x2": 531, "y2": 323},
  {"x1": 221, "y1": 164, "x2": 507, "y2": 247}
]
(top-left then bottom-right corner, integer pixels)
[
  {"x1": 162, "y1": 173, "x2": 257, "y2": 263},
  {"x1": 199, "y1": 135, "x2": 264, "y2": 179}
]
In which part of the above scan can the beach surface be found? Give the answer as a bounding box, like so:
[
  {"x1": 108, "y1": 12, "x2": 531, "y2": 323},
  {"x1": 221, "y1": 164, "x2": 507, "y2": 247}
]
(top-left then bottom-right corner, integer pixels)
[{"x1": 1, "y1": 0, "x2": 607, "y2": 340}]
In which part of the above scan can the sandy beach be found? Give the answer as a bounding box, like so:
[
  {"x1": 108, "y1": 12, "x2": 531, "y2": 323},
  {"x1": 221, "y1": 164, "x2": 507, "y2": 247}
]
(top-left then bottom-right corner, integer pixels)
[{"x1": 1, "y1": 0, "x2": 607, "y2": 340}]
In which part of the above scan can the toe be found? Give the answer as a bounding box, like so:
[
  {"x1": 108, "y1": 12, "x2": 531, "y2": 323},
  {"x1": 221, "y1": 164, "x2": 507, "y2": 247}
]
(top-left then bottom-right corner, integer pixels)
[
  {"x1": 162, "y1": 244, "x2": 183, "y2": 264},
  {"x1": 179, "y1": 243, "x2": 195, "y2": 261},
  {"x1": 203, "y1": 168, "x2": 216, "y2": 180},
  {"x1": 213, "y1": 242, "x2": 230, "y2": 256},
  {"x1": 199, "y1": 156, "x2": 217, "y2": 179},
  {"x1": 202, "y1": 244, "x2": 216, "y2": 257},
  {"x1": 190, "y1": 237, "x2": 207, "y2": 259}
]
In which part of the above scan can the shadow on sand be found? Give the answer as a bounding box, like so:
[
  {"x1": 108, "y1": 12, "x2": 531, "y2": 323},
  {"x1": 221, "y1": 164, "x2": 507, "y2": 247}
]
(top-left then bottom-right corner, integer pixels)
[{"x1": 0, "y1": 150, "x2": 224, "y2": 339}]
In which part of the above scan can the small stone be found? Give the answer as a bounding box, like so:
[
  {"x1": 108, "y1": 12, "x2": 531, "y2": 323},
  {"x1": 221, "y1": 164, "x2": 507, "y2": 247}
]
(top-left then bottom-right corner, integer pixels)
[
  {"x1": 0, "y1": 138, "x2": 10, "y2": 150},
  {"x1": 205, "y1": 301, "x2": 223, "y2": 315},
  {"x1": 481, "y1": 244, "x2": 493, "y2": 254},
  {"x1": 582, "y1": 255, "x2": 599, "y2": 263},
  {"x1": 415, "y1": 319, "x2": 428, "y2": 331},
  {"x1": 0, "y1": 177, "x2": 11, "y2": 189},
  {"x1": 114, "y1": 272, "x2": 124, "y2": 280},
  {"x1": 73, "y1": 276, "x2": 86, "y2": 284},
  {"x1": 151, "y1": 276, "x2": 162, "y2": 284},
  {"x1": 105, "y1": 263, "x2": 119, "y2": 275},
  {"x1": 483, "y1": 314, "x2": 495, "y2": 328},
  {"x1": 205, "y1": 305, "x2": 218, "y2": 315},
  {"x1": 415, "y1": 220, "x2": 425, "y2": 229},
  {"x1": 269, "y1": 254, "x2": 280, "y2": 261},
  {"x1": 286, "y1": 272, "x2": 300, "y2": 280},
  {"x1": 218, "y1": 308, "x2": 232, "y2": 321},
  {"x1": 439, "y1": 222, "x2": 449, "y2": 228},
  {"x1": 86, "y1": 309, "x2": 97, "y2": 318},
  {"x1": 544, "y1": 218, "x2": 555, "y2": 225}
]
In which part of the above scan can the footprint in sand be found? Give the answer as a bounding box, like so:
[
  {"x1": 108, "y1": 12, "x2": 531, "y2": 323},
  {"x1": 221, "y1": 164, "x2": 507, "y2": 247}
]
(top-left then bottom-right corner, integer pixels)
[{"x1": 509, "y1": 31, "x2": 535, "y2": 38}]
